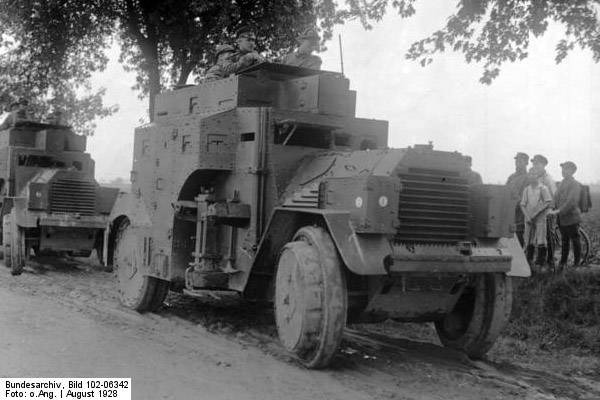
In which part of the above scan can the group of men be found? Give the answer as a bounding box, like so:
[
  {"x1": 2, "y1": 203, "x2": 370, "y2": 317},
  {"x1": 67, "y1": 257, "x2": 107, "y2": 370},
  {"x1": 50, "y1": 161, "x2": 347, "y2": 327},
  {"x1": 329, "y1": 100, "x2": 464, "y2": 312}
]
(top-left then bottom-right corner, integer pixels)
[
  {"x1": 506, "y1": 152, "x2": 583, "y2": 271},
  {"x1": 205, "y1": 25, "x2": 322, "y2": 81}
]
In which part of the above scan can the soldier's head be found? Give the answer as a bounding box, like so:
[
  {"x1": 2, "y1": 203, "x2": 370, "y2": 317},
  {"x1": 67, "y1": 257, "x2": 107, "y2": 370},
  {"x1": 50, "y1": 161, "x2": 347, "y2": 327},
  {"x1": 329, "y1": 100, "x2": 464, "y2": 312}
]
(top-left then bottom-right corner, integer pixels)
[
  {"x1": 6, "y1": 100, "x2": 19, "y2": 112},
  {"x1": 465, "y1": 155, "x2": 473, "y2": 167},
  {"x1": 17, "y1": 98, "x2": 29, "y2": 111},
  {"x1": 215, "y1": 44, "x2": 235, "y2": 63},
  {"x1": 297, "y1": 28, "x2": 320, "y2": 55},
  {"x1": 532, "y1": 154, "x2": 548, "y2": 170},
  {"x1": 235, "y1": 26, "x2": 257, "y2": 54},
  {"x1": 514, "y1": 152, "x2": 529, "y2": 171},
  {"x1": 560, "y1": 161, "x2": 577, "y2": 178}
]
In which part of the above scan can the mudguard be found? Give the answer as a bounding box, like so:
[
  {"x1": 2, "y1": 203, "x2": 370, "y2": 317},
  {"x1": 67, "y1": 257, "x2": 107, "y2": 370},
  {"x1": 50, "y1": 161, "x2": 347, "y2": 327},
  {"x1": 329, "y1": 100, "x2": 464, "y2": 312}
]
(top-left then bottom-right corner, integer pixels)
[
  {"x1": 108, "y1": 191, "x2": 153, "y2": 228},
  {"x1": 500, "y1": 235, "x2": 531, "y2": 278},
  {"x1": 256, "y1": 208, "x2": 390, "y2": 276}
]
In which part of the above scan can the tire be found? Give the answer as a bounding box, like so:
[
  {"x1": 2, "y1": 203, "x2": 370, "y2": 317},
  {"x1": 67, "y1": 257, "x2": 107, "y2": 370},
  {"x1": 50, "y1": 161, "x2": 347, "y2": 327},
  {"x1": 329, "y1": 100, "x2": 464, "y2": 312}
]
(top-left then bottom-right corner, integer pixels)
[
  {"x1": 3, "y1": 214, "x2": 12, "y2": 270},
  {"x1": 275, "y1": 226, "x2": 347, "y2": 369},
  {"x1": 552, "y1": 226, "x2": 590, "y2": 266},
  {"x1": 113, "y1": 220, "x2": 169, "y2": 312},
  {"x1": 3, "y1": 210, "x2": 25, "y2": 276},
  {"x1": 435, "y1": 273, "x2": 513, "y2": 358}
]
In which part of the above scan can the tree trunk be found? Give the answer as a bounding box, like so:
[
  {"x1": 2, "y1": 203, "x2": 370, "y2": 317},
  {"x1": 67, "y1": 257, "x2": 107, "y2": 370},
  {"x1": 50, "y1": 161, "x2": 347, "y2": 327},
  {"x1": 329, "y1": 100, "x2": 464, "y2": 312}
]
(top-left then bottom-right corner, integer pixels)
[{"x1": 147, "y1": 57, "x2": 161, "y2": 122}]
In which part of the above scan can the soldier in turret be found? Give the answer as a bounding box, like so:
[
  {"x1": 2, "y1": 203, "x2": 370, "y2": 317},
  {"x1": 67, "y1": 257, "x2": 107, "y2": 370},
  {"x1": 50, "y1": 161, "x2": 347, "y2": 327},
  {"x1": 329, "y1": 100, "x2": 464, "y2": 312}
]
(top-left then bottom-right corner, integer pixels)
[
  {"x1": 0, "y1": 97, "x2": 29, "y2": 131},
  {"x1": 282, "y1": 28, "x2": 322, "y2": 70},
  {"x1": 220, "y1": 26, "x2": 265, "y2": 78},
  {"x1": 205, "y1": 44, "x2": 236, "y2": 81}
]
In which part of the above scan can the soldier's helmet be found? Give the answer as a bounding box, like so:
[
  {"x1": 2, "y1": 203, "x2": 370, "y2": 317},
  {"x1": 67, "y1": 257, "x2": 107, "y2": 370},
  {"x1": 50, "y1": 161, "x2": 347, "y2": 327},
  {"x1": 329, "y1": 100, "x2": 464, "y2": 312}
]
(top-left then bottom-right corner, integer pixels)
[
  {"x1": 297, "y1": 27, "x2": 320, "y2": 42},
  {"x1": 215, "y1": 44, "x2": 235, "y2": 58},
  {"x1": 234, "y1": 25, "x2": 255, "y2": 38},
  {"x1": 5, "y1": 100, "x2": 19, "y2": 112}
]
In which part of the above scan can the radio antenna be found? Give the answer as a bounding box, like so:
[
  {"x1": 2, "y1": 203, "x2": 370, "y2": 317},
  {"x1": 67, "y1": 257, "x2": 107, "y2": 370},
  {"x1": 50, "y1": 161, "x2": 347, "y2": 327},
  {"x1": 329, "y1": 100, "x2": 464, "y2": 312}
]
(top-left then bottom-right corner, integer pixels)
[{"x1": 338, "y1": 34, "x2": 344, "y2": 75}]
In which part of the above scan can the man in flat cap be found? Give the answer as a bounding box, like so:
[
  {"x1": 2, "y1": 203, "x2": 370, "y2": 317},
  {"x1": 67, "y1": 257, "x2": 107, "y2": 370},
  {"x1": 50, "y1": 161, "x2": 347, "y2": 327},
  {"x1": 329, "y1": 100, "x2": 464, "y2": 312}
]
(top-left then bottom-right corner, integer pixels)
[
  {"x1": 205, "y1": 44, "x2": 236, "y2": 81},
  {"x1": 506, "y1": 152, "x2": 530, "y2": 246},
  {"x1": 531, "y1": 153, "x2": 557, "y2": 266},
  {"x1": 220, "y1": 25, "x2": 265, "y2": 78},
  {"x1": 549, "y1": 161, "x2": 582, "y2": 270},
  {"x1": 532, "y1": 154, "x2": 556, "y2": 197},
  {"x1": 282, "y1": 27, "x2": 322, "y2": 70}
]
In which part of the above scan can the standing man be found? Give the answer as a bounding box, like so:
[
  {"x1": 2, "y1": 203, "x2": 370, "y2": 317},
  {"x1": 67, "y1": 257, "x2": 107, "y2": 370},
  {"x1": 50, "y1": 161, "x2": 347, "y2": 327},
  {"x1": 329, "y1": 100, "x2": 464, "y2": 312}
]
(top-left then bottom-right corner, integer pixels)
[
  {"x1": 282, "y1": 28, "x2": 322, "y2": 70},
  {"x1": 531, "y1": 154, "x2": 557, "y2": 267},
  {"x1": 549, "y1": 161, "x2": 582, "y2": 270},
  {"x1": 221, "y1": 26, "x2": 265, "y2": 78},
  {"x1": 532, "y1": 154, "x2": 556, "y2": 196},
  {"x1": 520, "y1": 168, "x2": 553, "y2": 267},
  {"x1": 506, "y1": 152, "x2": 530, "y2": 246}
]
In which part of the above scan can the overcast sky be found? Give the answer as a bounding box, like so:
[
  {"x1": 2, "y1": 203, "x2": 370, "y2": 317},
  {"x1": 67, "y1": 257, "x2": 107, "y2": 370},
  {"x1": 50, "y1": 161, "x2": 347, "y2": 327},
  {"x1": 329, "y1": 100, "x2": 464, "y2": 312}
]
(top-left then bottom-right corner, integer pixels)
[{"x1": 87, "y1": 2, "x2": 599, "y2": 184}]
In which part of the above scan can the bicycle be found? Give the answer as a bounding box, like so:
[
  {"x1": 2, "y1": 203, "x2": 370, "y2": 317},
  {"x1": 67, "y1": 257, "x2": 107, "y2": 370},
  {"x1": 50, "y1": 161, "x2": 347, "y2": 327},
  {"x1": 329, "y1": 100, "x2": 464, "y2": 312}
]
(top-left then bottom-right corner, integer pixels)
[{"x1": 551, "y1": 225, "x2": 591, "y2": 266}]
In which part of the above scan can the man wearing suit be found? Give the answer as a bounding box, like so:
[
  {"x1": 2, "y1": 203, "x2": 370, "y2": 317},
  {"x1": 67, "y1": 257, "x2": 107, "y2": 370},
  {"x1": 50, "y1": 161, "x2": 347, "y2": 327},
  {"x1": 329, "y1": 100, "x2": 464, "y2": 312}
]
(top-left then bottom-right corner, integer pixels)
[{"x1": 549, "y1": 161, "x2": 582, "y2": 270}]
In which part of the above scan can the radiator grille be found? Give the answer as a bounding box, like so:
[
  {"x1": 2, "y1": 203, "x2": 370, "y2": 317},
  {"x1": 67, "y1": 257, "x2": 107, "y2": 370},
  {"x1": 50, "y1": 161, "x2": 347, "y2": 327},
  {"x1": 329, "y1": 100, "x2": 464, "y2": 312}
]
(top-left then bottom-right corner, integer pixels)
[
  {"x1": 50, "y1": 178, "x2": 96, "y2": 216},
  {"x1": 396, "y1": 168, "x2": 470, "y2": 244}
]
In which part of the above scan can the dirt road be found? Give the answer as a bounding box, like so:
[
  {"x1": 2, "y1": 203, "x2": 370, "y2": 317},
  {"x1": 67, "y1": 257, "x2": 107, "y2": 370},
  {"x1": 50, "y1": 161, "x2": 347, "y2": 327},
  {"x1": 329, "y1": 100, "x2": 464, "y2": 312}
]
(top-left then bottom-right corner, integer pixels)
[{"x1": 1, "y1": 259, "x2": 598, "y2": 400}]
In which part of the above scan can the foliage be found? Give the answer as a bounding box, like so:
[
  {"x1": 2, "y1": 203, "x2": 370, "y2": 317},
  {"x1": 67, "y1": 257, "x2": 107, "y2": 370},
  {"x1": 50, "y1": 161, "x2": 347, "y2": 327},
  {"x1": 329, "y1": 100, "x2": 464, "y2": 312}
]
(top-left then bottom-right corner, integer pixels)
[
  {"x1": 401, "y1": 0, "x2": 600, "y2": 84},
  {"x1": 2, "y1": 0, "x2": 599, "y2": 128},
  {"x1": 0, "y1": 0, "x2": 118, "y2": 134}
]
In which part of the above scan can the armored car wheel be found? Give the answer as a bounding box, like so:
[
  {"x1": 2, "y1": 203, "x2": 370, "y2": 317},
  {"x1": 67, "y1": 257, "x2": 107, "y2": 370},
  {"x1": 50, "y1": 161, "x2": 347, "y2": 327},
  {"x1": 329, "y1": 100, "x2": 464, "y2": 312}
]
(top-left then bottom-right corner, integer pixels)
[
  {"x1": 3, "y1": 210, "x2": 25, "y2": 276},
  {"x1": 113, "y1": 220, "x2": 169, "y2": 312},
  {"x1": 2, "y1": 214, "x2": 12, "y2": 269},
  {"x1": 435, "y1": 273, "x2": 512, "y2": 358},
  {"x1": 275, "y1": 226, "x2": 347, "y2": 369}
]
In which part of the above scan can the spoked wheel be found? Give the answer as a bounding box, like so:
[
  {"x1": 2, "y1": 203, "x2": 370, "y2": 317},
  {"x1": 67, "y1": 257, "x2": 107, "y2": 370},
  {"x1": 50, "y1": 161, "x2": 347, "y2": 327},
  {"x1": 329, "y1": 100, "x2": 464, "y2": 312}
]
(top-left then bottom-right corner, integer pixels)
[
  {"x1": 552, "y1": 226, "x2": 590, "y2": 266},
  {"x1": 435, "y1": 273, "x2": 513, "y2": 359},
  {"x1": 113, "y1": 220, "x2": 169, "y2": 312},
  {"x1": 275, "y1": 226, "x2": 347, "y2": 369},
  {"x1": 3, "y1": 210, "x2": 25, "y2": 276}
]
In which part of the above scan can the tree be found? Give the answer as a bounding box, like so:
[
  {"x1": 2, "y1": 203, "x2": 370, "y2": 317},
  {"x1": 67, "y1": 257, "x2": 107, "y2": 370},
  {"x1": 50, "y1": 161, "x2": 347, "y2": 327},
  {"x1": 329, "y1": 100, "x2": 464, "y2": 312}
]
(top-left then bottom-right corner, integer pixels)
[
  {"x1": 2, "y1": 0, "x2": 598, "y2": 131},
  {"x1": 0, "y1": 0, "x2": 118, "y2": 135},
  {"x1": 341, "y1": 0, "x2": 600, "y2": 84},
  {"x1": 1, "y1": 0, "x2": 329, "y2": 121}
]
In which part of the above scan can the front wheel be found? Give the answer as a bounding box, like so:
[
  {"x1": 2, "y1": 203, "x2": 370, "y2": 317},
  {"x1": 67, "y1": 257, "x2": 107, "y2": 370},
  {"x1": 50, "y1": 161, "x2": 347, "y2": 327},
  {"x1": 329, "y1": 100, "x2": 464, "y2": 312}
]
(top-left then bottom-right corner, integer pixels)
[
  {"x1": 113, "y1": 220, "x2": 169, "y2": 312},
  {"x1": 435, "y1": 273, "x2": 513, "y2": 358},
  {"x1": 275, "y1": 226, "x2": 347, "y2": 369}
]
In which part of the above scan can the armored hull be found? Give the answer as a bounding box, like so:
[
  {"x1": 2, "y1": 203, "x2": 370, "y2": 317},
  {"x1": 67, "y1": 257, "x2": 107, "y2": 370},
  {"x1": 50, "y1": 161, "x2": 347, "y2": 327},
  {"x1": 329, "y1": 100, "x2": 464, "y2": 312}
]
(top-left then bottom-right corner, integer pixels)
[{"x1": 109, "y1": 63, "x2": 529, "y2": 368}]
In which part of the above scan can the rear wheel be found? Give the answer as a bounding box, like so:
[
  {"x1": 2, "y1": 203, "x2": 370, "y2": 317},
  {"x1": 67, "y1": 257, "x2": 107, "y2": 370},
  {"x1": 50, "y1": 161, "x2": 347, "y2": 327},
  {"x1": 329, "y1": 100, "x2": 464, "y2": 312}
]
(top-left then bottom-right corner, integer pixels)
[
  {"x1": 113, "y1": 220, "x2": 169, "y2": 312},
  {"x1": 552, "y1": 226, "x2": 590, "y2": 266},
  {"x1": 3, "y1": 210, "x2": 25, "y2": 276},
  {"x1": 2, "y1": 214, "x2": 12, "y2": 269},
  {"x1": 275, "y1": 226, "x2": 347, "y2": 368},
  {"x1": 435, "y1": 273, "x2": 512, "y2": 358}
]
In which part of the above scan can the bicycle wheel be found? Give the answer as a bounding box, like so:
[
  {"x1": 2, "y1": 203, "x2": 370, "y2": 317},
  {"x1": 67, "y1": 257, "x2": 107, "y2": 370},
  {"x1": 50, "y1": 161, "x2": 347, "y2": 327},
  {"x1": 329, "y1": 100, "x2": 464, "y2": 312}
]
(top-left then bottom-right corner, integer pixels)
[{"x1": 553, "y1": 226, "x2": 590, "y2": 266}]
